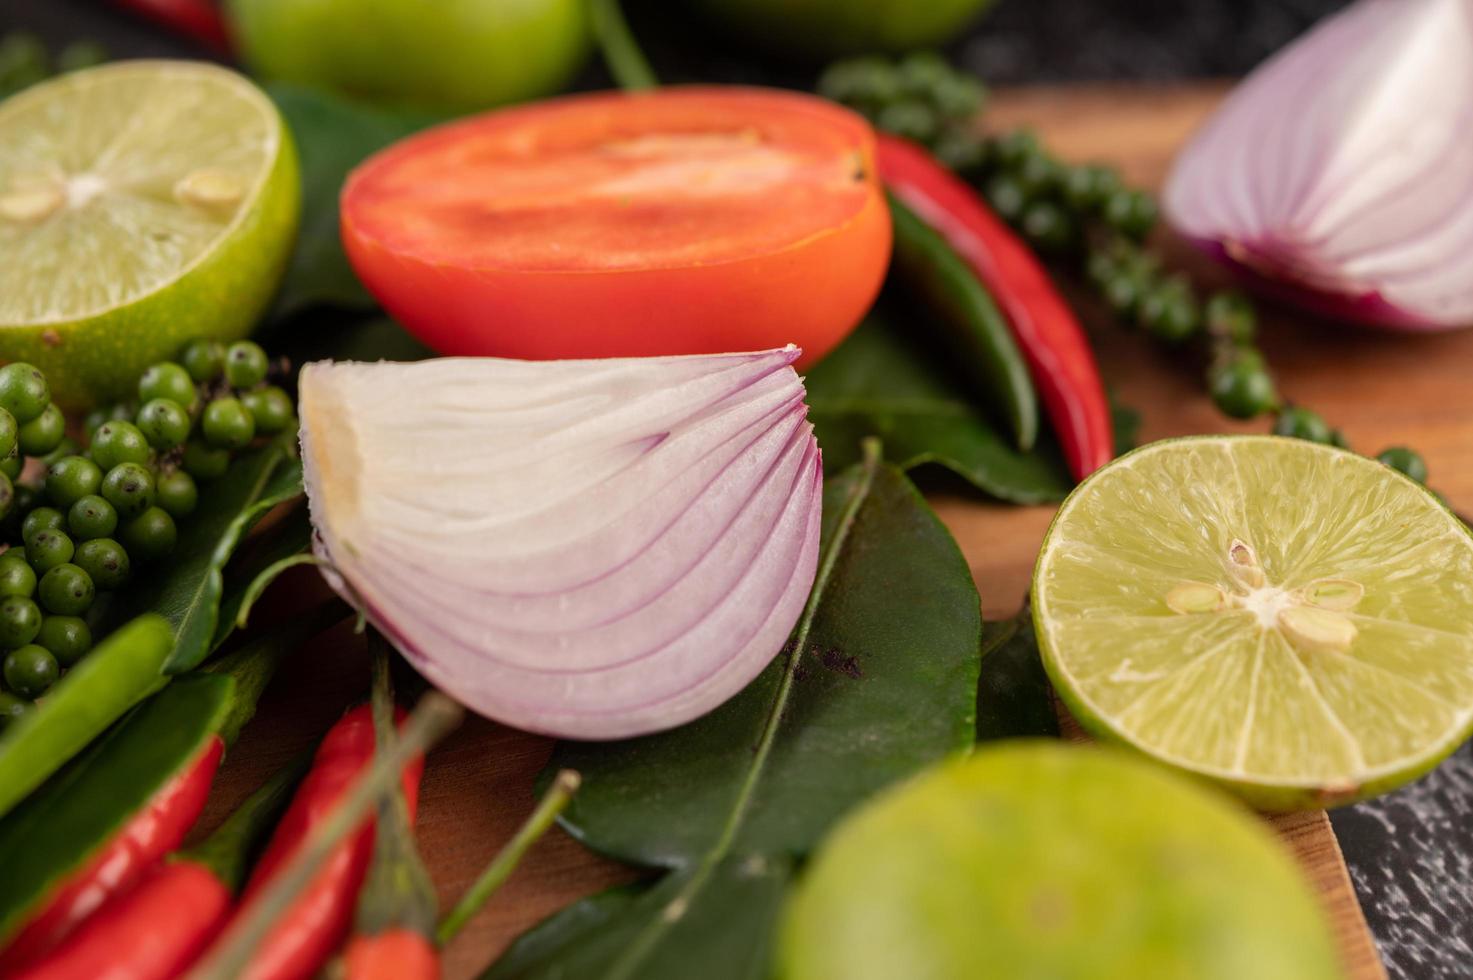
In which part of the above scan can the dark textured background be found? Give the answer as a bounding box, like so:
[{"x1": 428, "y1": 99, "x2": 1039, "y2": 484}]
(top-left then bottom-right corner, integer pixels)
[{"x1": 4, "y1": 2, "x2": 1470, "y2": 978}]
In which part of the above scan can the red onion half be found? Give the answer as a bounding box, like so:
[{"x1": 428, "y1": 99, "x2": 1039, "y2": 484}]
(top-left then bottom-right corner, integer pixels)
[
  {"x1": 1165, "y1": 0, "x2": 1473, "y2": 330},
  {"x1": 298, "y1": 348, "x2": 822, "y2": 739}
]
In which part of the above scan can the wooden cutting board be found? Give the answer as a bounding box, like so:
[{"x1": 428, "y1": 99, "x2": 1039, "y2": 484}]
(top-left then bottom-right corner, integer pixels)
[{"x1": 191, "y1": 82, "x2": 1473, "y2": 980}]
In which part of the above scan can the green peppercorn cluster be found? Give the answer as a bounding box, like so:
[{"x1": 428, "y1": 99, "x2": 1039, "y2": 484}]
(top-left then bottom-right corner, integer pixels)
[
  {"x1": 818, "y1": 52, "x2": 987, "y2": 162},
  {"x1": 816, "y1": 54, "x2": 1430, "y2": 487},
  {"x1": 0, "y1": 31, "x2": 107, "y2": 100},
  {"x1": 0, "y1": 340, "x2": 296, "y2": 720}
]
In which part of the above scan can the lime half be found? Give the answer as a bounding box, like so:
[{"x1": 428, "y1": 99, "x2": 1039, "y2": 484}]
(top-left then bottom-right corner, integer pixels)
[
  {"x1": 778, "y1": 743, "x2": 1342, "y2": 980},
  {"x1": 0, "y1": 60, "x2": 299, "y2": 407},
  {"x1": 1034, "y1": 435, "x2": 1473, "y2": 810}
]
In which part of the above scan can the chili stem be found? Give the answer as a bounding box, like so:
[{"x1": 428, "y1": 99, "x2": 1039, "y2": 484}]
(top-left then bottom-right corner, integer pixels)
[
  {"x1": 589, "y1": 0, "x2": 658, "y2": 91},
  {"x1": 187, "y1": 692, "x2": 463, "y2": 980},
  {"x1": 436, "y1": 768, "x2": 582, "y2": 945}
]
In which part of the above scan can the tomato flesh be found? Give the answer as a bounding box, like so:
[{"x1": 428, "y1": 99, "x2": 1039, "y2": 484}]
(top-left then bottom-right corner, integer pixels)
[{"x1": 341, "y1": 86, "x2": 890, "y2": 366}]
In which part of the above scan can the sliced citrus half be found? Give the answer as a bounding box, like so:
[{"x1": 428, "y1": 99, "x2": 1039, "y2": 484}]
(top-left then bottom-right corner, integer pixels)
[
  {"x1": 1033, "y1": 435, "x2": 1473, "y2": 810},
  {"x1": 0, "y1": 60, "x2": 299, "y2": 408},
  {"x1": 778, "y1": 743, "x2": 1341, "y2": 980}
]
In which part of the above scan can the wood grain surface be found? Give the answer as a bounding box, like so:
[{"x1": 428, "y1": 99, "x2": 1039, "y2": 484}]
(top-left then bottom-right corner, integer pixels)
[{"x1": 189, "y1": 83, "x2": 1466, "y2": 979}]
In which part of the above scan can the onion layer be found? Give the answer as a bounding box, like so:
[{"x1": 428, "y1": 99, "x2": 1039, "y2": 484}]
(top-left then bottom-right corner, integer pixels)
[
  {"x1": 298, "y1": 348, "x2": 822, "y2": 739},
  {"x1": 1164, "y1": 0, "x2": 1473, "y2": 330}
]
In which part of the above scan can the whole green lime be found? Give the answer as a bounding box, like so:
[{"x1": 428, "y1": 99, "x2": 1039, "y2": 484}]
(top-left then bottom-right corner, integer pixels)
[
  {"x1": 225, "y1": 0, "x2": 591, "y2": 111},
  {"x1": 778, "y1": 742, "x2": 1342, "y2": 980},
  {"x1": 694, "y1": 0, "x2": 993, "y2": 59}
]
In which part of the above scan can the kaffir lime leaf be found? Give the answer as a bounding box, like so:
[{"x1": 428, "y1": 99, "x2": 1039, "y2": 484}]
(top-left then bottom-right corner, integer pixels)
[
  {"x1": 778, "y1": 742, "x2": 1341, "y2": 980},
  {"x1": 0, "y1": 61, "x2": 299, "y2": 408},
  {"x1": 1034, "y1": 435, "x2": 1473, "y2": 810}
]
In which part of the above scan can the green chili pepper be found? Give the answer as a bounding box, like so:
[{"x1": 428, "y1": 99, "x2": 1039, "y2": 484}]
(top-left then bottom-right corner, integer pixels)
[
  {"x1": 0, "y1": 613, "x2": 173, "y2": 819},
  {"x1": 887, "y1": 194, "x2": 1039, "y2": 451},
  {"x1": 0, "y1": 671, "x2": 233, "y2": 944}
]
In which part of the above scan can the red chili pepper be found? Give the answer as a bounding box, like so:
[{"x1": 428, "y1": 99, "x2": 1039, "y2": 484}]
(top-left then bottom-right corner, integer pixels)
[
  {"x1": 106, "y1": 0, "x2": 232, "y2": 54},
  {"x1": 226, "y1": 705, "x2": 424, "y2": 980},
  {"x1": 0, "y1": 737, "x2": 223, "y2": 974},
  {"x1": 8, "y1": 754, "x2": 305, "y2": 980},
  {"x1": 875, "y1": 133, "x2": 1115, "y2": 481},
  {"x1": 343, "y1": 930, "x2": 440, "y2": 980}
]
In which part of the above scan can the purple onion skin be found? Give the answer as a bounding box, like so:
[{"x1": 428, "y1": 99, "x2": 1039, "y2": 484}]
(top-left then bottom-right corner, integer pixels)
[{"x1": 1183, "y1": 234, "x2": 1459, "y2": 333}]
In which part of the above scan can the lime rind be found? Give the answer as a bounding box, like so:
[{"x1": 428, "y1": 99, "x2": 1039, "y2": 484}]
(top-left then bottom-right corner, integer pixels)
[{"x1": 1033, "y1": 435, "x2": 1473, "y2": 810}]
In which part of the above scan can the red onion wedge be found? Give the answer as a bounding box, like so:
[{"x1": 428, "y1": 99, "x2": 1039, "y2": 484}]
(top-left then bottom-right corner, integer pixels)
[
  {"x1": 1164, "y1": 0, "x2": 1473, "y2": 330},
  {"x1": 298, "y1": 348, "x2": 822, "y2": 739}
]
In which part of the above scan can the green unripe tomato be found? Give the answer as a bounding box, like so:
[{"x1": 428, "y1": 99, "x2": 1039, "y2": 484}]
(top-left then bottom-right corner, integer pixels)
[
  {"x1": 0, "y1": 363, "x2": 49, "y2": 424},
  {"x1": 121, "y1": 507, "x2": 177, "y2": 563},
  {"x1": 182, "y1": 440, "x2": 231, "y2": 481},
  {"x1": 242, "y1": 386, "x2": 295, "y2": 435},
  {"x1": 90, "y1": 421, "x2": 152, "y2": 470},
  {"x1": 1377, "y1": 446, "x2": 1429, "y2": 484},
  {"x1": 101, "y1": 463, "x2": 156, "y2": 518},
  {"x1": 47, "y1": 455, "x2": 104, "y2": 508},
  {"x1": 155, "y1": 469, "x2": 199, "y2": 518},
  {"x1": 38, "y1": 563, "x2": 95, "y2": 616},
  {"x1": 0, "y1": 552, "x2": 36, "y2": 599},
  {"x1": 0, "y1": 595, "x2": 42, "y2": 648},
  {"x1": 202, "y1": 397, "x2": 256, "y2": 450},
  {"x1": 16, "y1": 403, "x2": 65, "y2": 457},
  {"x1": 74, "y1": 538, "x2": 131, "y2": 591},
  {"x1": 694, "y1": 0, "x2": 992, "y2": 58},
  {"x1": 3, "y1": 644, "x2": 56, "y2": 699},
  {"x1": 137, "y1": 362, "x2": 197, "y2": 411},
  {"x1": 37, "y1": 615, "x2": 91, "y2": 668},
  {"x1": 137, "y1": 398, "x2": 192, "y2": 451},
  {"x1": 225, "y1": 0, "x2": 590, "y2": 111},
  {"x1": 68, "y1": 494, "x2": 119, "y2": 541},
  {"x1": 180, "y1": 340, "x2": 226, "y2": 383}
]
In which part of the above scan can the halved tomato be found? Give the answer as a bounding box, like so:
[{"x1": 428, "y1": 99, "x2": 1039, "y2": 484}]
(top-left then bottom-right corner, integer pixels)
[{"x1": 340, "y1": 86, "x2": 890, "y2": 367}]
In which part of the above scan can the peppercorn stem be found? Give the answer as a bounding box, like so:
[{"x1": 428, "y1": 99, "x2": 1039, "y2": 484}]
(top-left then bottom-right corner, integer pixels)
[
  {"x1": 436, "y1": 767, "x2": 582, "y2": 945},
  {"x1": 188, "y1": 692, "x2": 463, "y2": 980},
  {"x1": 589, "y1": 0, "x2": 657, "y2": 92}
]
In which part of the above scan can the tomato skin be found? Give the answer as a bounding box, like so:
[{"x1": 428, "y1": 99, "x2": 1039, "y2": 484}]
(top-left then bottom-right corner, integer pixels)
[{"x1": 341, "y1": 87, "x2": 891, "y2": 369}]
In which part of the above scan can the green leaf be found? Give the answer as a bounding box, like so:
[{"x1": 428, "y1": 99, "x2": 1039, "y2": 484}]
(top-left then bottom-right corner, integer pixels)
[
  {"x1": 268, "y1": 86, "x2": 445, "y2": 317},
  {"x1": 485, "y1": 453, "x2": 982, "y2": 979},
  {"x1": 804, "y1": 310, "x2": 1073, "y2": 505},
  {"x1": 212, "y1": 504, "x2": 315, "y2": 651},
  {"x1": 102, "y1": 436, "x2": 304, "y2": 673},
  {"x1": 0, "y1": 615, "x2": 174, "y2": 820},
  {"x1": 977, "y1": 602, "x2": 1059, "y2": 742},
  {"x1": 0, "y1": 672, "x2": 234, "y2": 943}
]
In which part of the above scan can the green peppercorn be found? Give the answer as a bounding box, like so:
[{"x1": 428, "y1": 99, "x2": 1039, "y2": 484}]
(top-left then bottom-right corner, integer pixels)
[
  {"x1": 1377, "y1": 447, "x2": 1428, "y2": 483},
  {"x1": 121, "y1": 507, "x2": 176, "y2": 562},
  {"x1": 202, "y1": 397, "x2": 256, "y2": 450},
  {"x1": 21, "y1": 507, "x2": 64, "y2": 548},
  {"x1": 37, "y1": 615, "x2": 90, "y2": 668},
  {"x1": 74, "y1": 538, "x2": 130, "y2": 590},
  {"x1": 155, "y1": 469, "x2": 198, "y2": 518},
  {"x1": 895, "y1": 51, "x2": 951, "y2": 96},
  {"x1": 0, "y1": 691, "x2": 27, "y2": 728},
  {"x1": 817, "y1": 57, "x2": 899, "y2": 107},
  {"x1": 1137, "y1": 278, "x2": 1201, "y2": 343},
  {"x1": 180, "y1": 339, "x2": 226, "y2": 383},
  {"x1": 101, "y1": 462, "x2": 155, "y2": 518},
  {"x1": 0, "y1": 595, "x2": 42, "y2": 648},
  {"x1": 26, "y1": 529, "x2": 74, "y2": 575},
  {"x1": 0, "y1": 408, "x2": 16, "y2": 463},
  {"x1": 182, "y1": 441, "x2": 231, "y2": 481},
  {"x1": 1062, "y1": 164, "x2": 1120, "y2": 212},
  {"x1": 984, "y1": 174, "x2": 1027, "y2": 223},
  {"x1": 224, "y1": 341, "x2": 270, "y2": 389},
  {"x1": 90, "y1": 421, "x2": 151, "y2": 470},
  {"x1": 932, "y1": 130, "x2": 987, "y2": 173},
  {"x1": 1273, "y1": 407, "x2": 1334, "y2": 444},
  {"x1": 1103, "y1": 273, "x2": 1144, "y2": 319},
  {"x1": 136, "y1": 398, "x2": 192, "y2": 451},
  {"x1": 39, "y1": 436, "x2": 79, "y2": 470},
  {"x1": 992, "y1": 129, "x2": 1040, "y2": 170},
  {"x1": 1015, "y1": 152, "x2": 1062, "y2": 198},
  {"x1": 46, "y1": 455, "x2": 102, "y2": 508},
  {"x1": 875, "y1": 100, "x2": 940, "y2": 144},
  {"x1": 1205, "y1": 291, "x2": 1257, "y2": 345},
  {"x1": 16, "y1": 402, "x2": 64, "y2": 457},
  {"x1": 138, "y1": 362, "x2": 197, "y2": 410},
  {"x1": 1208, "y1": 355, "x2": 1279, "y2": 419},
  {"x1": 1331, "y1": 429, "x2": 1351, "y2": 450},
  {"x1": 1020, "y1": 201, "x2": 1075, "y2": 255},
  {"x1": 56, "y1": 39, "x2": 107, "y2": 73},
  {"x1": 3, "y1": 644, "x2": 56, "y2": 699},
  {"x1": 0, "y1": 450, "x2": 20, "y2": 481},
  {"x1": 0, "y1": 473, "x2": 12, "y2": 522},
  {"x1": 1102, "y1": 188, "x2": 1159, "y2": 240},
  {"x1": 38, "y1": 563, "x2": 94, "y2": 616},
  {"x1": 67, "y1": 494, "x2": 118, "y2": 541},
  {"x1": 0, "y1": 363, "x2": 49, "y2": 424},
  {"x1": 0, "y1": 552, "x2": 35, "y2": 599},
  {"x1": 931, "y1": 75, "x2": 986, "y2": 121}
]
